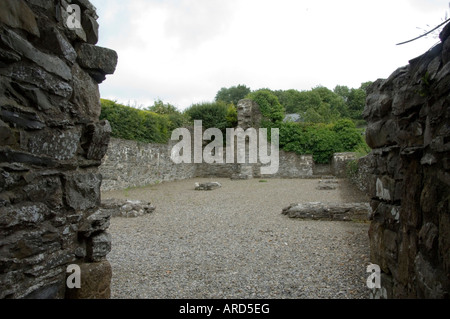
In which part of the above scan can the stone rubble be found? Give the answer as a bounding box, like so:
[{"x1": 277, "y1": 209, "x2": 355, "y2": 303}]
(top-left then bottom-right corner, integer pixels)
[
  {"x1": 101, "y1": 199, "x2": 156, "y2": 218},
  {"x1": 194, "y1": 182, "x2": 222, "y2": 191}
]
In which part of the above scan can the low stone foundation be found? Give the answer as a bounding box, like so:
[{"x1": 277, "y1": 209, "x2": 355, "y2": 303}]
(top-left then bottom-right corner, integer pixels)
[{"x1": 282, "y1": 202, "x2": 371, "y2": 221}]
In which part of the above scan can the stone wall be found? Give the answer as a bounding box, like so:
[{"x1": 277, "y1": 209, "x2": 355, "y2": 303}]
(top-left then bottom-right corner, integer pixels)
[
  {"x1": 0, "y1": 0, "x2": 117, "y2": 299},
  {"x1": 101, "y1": 138, "x2": 315, "y2": 190},
  {"x1": 331, "y1": 152, "x2": 357, "y2": 177},
  {"x1": 364, "y1": 23, "x2": 450, "y2": 298},
  {"x1": 100, "y1": 138, "x2": 197, "y2": 191},
  {"x1": 348, "y1": 153, "x2": 376, "y2": 195}
]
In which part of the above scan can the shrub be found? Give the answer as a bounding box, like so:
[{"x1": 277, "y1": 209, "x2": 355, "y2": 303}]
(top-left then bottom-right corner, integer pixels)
[
  {"x1": 100, "y1": 99, "x2": 171, "y2": 144},
  {"x1": 246, "y1": 89, "x2": 285, "y2": 123},
  {"x1": 184, "y1": 101, "x2": 229, "y2": 131},
  {"x1": 226, "y1": 104, "x2": 238, "y2": 128},
  {"x1": 275, "y1": 120, "x2": 367, "y2": 164}
]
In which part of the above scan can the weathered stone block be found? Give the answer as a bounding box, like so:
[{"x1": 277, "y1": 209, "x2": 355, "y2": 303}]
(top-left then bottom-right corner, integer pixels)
[
  {"x1": 100, "y1": 199, "x2": 155, "y2": 218},
  {"x1": 81, "y1": 14, "x2": 99, "y2": 45},
  {"x1": 76, "y1": 44, "x2": 118, "y2": 83},
  {"x1": 71, "y1": 64, "x2": 101, "y2": 120},
  {"x1": 383, "y1": 229, "x2": 399, "y2": 276},
  {"x1": 83, "y1": 121, "x2": 111, "y2": 160},
  {"x1": 331, "y1": 152, "x2": 356, "y2": 177},
  {"x1": 0, "y1": 203, "x2": 47, "y2": 230},
  {"x1": 1, "y1": 64, "x2": 73, "y2": 98},
  {"x1": 0, "y1": 148, "x2": 57, "y2": 168},
  {"x1": 237, "y1": 99, "x2": 262, "y2": 129},
  {"x1": 65, "y1": 260, "x2": 112, "y2": 299},
  {"x1": 282, "y1": 202, "x2": 370, "y2": 221},
  {"x1": 0, "y1": 0, "x2": 40, "y2": 36},
  {"x1": 60, "y1": 0, "x2": 87, "y2": 42},
  {"x1": 0, "y1": 119, "x2": 16, "y2": 146},
  {"x1": 63, "y1": 173, "x2": 102, "y2": 211},
  {"x1": 79, "y1": 209, "x2": 111, "y2": 238},
  {"x1": 41, "y1": 28, "x2": 77, "y2": 63},
  {"x1": 195, "y1": 182, "x2": 222, "y2": 191},
  {"x1": 87, "y1": 232, "x2": 111, "y2": 262},
  {"x1": 26, "y1": 127, "x2": 81, "y2": 161},
  {"x1": 415, "y1": 253, "x2": 448, "y2": 299},
  {"x1": 1, "y1": 106, "x2": 45, "y2": 130},
  {"x1": 22, "y1": 176, "x2": 63, "y2": 210},
  {"x1": 0, "y1": 28, "x2": 72, "y2": 80}
]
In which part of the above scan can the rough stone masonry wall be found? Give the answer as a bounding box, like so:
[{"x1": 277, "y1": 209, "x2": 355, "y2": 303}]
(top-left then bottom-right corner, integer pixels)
[
  {"x1": 364, "y1": 23, "x2": 450, "y2": 298},
  {"x1": 0, "y1": 0, "x2": 117, "y2": 298},
  {"x1": 100, "y1": 138, "x2": 197, "y2": 192}
]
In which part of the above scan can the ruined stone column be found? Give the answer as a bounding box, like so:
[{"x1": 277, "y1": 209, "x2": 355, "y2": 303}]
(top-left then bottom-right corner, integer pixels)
[
  {"x1": 0, "y1": 0, "x2": 117, "y2": 299},
  {"x1": 364, "y1": 23, "x2": 450, "y2": 298}
]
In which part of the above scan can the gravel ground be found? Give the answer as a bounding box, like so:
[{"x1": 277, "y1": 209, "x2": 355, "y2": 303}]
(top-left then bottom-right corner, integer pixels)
[{"x1": 103, "y1": 178, "x2": 371, "y2": 299}]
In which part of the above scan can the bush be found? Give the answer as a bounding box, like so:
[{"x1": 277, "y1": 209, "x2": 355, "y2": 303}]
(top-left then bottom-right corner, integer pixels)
[
  {"x1": 246, "y1": 89, "x2": 285, "y2": 123},
  {"x1": 275, "y1": 120, "x2": 367, "y2": 164},
  {"x1": 184, "y1": 101, "x2": 229, "y2": 131},
  {"x1": 226, "y1": 104, "x2": 238, "y2": 128},
  {"x1": 100, "y1": 99, "x2": 171, "y2": 144}
]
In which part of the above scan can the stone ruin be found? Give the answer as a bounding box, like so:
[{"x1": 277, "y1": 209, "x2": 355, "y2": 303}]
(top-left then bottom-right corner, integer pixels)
[
  {"x1": 101, "y1": 199, "x2": 155, "y2": 218},
  {"x1": 282, "y1": 202, "x2": 371, "y2": 222},
  {"x1": 0, "y1": 0, "x2": 448, "y2": 301},
  {"x1": 0, "y1": 0, "x2": 117, "y2": 298},
  {"x1": 363, "y1": 23, "x2": 450, "y2": 298}
]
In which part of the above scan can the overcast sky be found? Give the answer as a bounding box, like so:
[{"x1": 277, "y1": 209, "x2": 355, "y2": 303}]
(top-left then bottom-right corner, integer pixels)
[{"x1": 90, "y1": 0, "x2": 449, "y2": 110}]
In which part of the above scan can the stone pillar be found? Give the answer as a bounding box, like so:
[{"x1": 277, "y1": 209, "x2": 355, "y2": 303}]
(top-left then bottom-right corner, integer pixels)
[
  {"x1": 364, "y1": 23, "x2": 450, "y2": 298},
  {"x1": 331, "y1": 152, "x2": 357, "y2": 177},
  {"x1": 0, "y1": 0, "x2": 117, "y2": 299},
  {"x1": 231, "y1": 99, "x2": 262, "y2": 180}
]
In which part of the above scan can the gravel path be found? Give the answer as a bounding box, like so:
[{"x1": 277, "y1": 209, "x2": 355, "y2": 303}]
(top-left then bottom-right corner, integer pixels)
[{"x1": 103, "y1": 178, "x2": 371, "y2": 299}]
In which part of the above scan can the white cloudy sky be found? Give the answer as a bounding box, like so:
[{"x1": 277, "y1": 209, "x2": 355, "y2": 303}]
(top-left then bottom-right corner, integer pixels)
[{"x1": 90, "y1": 0, "x2": 449, "y2": 110}]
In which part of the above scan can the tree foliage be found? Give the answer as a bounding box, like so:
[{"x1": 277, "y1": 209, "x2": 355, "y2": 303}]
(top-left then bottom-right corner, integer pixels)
[
  {"x1": 100, "y1": 99, "x2": 172, "y2": 144},
  {"x1": 246, "y1": 89, "x2": 285, "y2": 123},
  {"x1": 184, "y1": 101, "x2": 230, "y2": 131},
  {"x1": 145, "y1": 99, "x2": 189, "y2": 132},
  {"x1": 268, "y1": 120, "x2": 366, "y2": 164},
  {"x1": 215, "y1": 84, "x2": 251, "y2": 106}
]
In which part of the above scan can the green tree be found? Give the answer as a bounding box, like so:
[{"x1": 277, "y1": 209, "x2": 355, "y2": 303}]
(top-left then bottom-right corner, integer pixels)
[
  {"x1": 225, "y1": 104, "x2": 238, "y2": 128},
  {"x1": 146, "y1": 99, "x2": 179, "y2": 114},
  {"x1": 347, "y1": 88, "x2": 366, "y2": 120},
  {"x1": 246, "y1": 89, "x2": 285, "y2": 123},
  {"x1": 303, "y1": 108, "x2": 323, "y2": 123},
  {"x1": 360, "y1": 81, "x2": 373, "y2": 92},
  {"x1": 184, "y1": 101, "x2": 229, "y2": 131},
  {"x1": 146, "y1": 99, "x2": 188, "y2": 131},
  {"x1": 215, "y1": 84, "x2": 251, "y2": 106},
  {"x1": 333, "y1": 119, "x2": 363, "y2": 150},
  {"x1": 273, "y1": 89, "x2": 303, "y2": 114}
]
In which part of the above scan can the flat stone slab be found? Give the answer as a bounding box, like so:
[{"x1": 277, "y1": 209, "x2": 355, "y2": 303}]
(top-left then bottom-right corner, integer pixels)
[
  {"x1": 230, "y1": 173, "x2": 253, "y2": 180},
  {"x1": 316, "y1": 179, "x2": 339, "y2": 190},
  {"x1": 101, "y1": 199, "x2": 155, "y2": 218},
  {"x1": 195, "y1": 182, "x2": 222, "y2": 191},
  {"x1": 282, "y1": 202, "x2": 371, "y2": 221}
]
